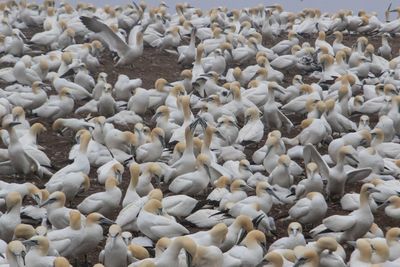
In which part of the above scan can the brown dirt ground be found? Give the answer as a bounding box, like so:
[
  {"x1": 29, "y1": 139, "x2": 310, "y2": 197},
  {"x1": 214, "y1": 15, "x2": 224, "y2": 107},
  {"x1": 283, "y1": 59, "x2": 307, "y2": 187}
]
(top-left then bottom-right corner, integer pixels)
[{"x1": 1, "y1": 27, "x2": 400, "y2": 265}]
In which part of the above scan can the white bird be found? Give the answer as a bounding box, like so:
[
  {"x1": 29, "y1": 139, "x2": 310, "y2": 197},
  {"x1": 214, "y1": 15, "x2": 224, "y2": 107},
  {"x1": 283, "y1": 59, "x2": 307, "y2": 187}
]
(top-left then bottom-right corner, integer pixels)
[
  {"x1": 97, "y1": 84, "x2": 117, "y2": 117},
  {"x1": 133, "y1": 236, "x2": 197, "y2": 267},
  {"x1": 304, "y1": 144, "x2": 372, "y2": 198},
  {"x1": 24, "y1": 236, "x2": 57, "y2": 267},
  {"x1": 219, "y1": 215, "x2": 253, "y2": 252},
  {"x1": 47, "y1": 210, "x2": 84, "y2": 257},
  {"x1": 80, "y1": 16, "x2": 143, "y2": 66},
  {"x1": 136, "y1": 128, "x2": 165, "y2": 163},
  {"x1": 383, "y1": 195, "x2": 400, "y2": 219},
  {"x1": 114, "y1": 74, "x2": 142, "y2": 101},
  {"x1": 13, "y1": 61, "x2": 41, "y2": 85},
  {"x1": 288, "y1": 192, "x2": 328, "y2": 225},
  {"x1": 0, "y1": 192, "x2": 22, "y2": 242},
  {"x1": 269, "y1": 222, "x2": 306, "y2": 251},
  {"x1": 169, "y1": 154, "x2": 211, "y2": 196},
  {"x1": 73, "y1": 212, "x2": 114, "y2": 260},
  {"x1": 268, "y1": 155, "x2": 294, "y2": 188},
  {"x1": 162, "y1": 194, "x2": 199, "y2": 218},
  {"x1": 33, "y1": 88, "x2": 74, "y2": 120},
  {"x1": 136, "y1": 163, "x2": 163, "y2": 197},
  {"x1": 5, "y1": 81, "x2": 47, "y2": 111},
  {"x1": 77, "y1": 177, "x2": 122, "y2": 217},
  {"x1": 122, "y1": 163, "x2": 141, "y2": 208},
  {"x1": 295, "y1": 162, "x2": 324, "y2": 197},
  {"x1": 236, "y1": 107, "x2": 264, "y2": 144},
  {"x1": 4, "y1": 240, "x2": 26, "y2": 267},
  {"x1": 116, "y1": 189, "x2": 163, "y2": 232},
  {"x1": 137, "y1": 199, "x2": 189, "y2": 240},
  {"x1": 45, "y1": 172, "x2": 90, "y2": 202},
  {"x1": 223, "y1": 230, "x2": 266, "y2": 267},
  {"x1": 99, "y1": 224, "x2": 130, "y2": 267},
  {"x1": 185, "y1": 223, "x2": 228, "y2": 247},
  {"x1": 4, "y1": 121, "x2": 43, "y2": 177},
  {"x1": 40, "y1": 191, "x2": 82, "y2": 230},
  {"x1": 310, "y1": 183, "x2": 379, "y2": 242},
  {"x1": 97, "y1": 160, "x2": 124, "y2": 185}
]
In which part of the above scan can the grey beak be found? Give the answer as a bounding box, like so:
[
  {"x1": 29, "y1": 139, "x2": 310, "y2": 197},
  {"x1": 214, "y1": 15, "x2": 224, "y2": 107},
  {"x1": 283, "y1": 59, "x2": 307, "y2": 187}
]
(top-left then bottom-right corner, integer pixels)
[
  {"x1": 266, "y1": 188, "x2": 281, "y2": 202},
  {"x1": 100, "y1": 217, "x2": 115, "y2": 226},
  {"x1": 39, "y1": 198, "x2": 56, "y2": 207},
  {"x1": 22, "y1": 239, "x2": 38, "y2": 247},
  {"x1": 9, "y1": 121, "x2": 22, "y2": 127},
  {"x1": 151, "y1": 112, "x2": 161, "y2": 122}
]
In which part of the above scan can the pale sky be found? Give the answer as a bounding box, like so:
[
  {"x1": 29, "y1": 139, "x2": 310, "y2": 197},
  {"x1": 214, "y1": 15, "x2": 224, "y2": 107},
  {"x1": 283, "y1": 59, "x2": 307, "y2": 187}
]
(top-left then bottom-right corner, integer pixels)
[{"x1": 54, "y1": 0, "x2": 400, "y2": 18}]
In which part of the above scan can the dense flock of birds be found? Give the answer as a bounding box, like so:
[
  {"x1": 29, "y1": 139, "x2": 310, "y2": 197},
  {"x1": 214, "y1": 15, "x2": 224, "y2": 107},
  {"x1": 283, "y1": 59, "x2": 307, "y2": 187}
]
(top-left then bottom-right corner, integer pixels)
[{"x1": 3, "y1": 0, "x2": 400, "y2": 266}]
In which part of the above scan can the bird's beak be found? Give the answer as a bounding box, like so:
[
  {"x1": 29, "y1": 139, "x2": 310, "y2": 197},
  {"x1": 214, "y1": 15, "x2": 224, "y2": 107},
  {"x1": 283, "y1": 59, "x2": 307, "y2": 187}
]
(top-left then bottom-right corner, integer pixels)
[
  {"x1": 185, "y1": 250, "x2": 193, "y2": 267},
  {"x1": 286, "y1": 187, "x2": 296, "y2": 198},
  {"x1": 39, "y1": 198, "x2": 56, "y2": 207},
  {"x1": 100, "y1": 217, "x2": 115, "y2": 226},
  {"x1": 9, "y1": 121, "x2": 22, "y2": 127},
  {"x1": 154, "y1": 174, "x2": 162, "y2": 186},
  {"x1": 151, "y1": 112, "x2": 161, "y2": 122},
  {"x1": 249, "y1": 72, "x2": 258, "y2": 81},
  {"x1": 293, "y1": 258, "x2": 306, "y2": 267},
  {"x1": 346, "y1": 154, "x2": 359, "y2": 164},
  {"x1": 244, "y1": 184, "x2": 254, "y2": 192},
  {"x1": 159, "y1": 135, "x2": 166, "y2": 147},
  {"x1": 274, "y1": 85, "x2": 286, "y2": 94},
  {"x1": 189, "y1": 119, "x2": 199, "y2": 132},
  {"x1": 292, "y1": 228, "x2": 298, "y2": 236},
  {"x1": 16, "y1": 254, "x2": 25, "y2": 267},
  {"x1": 204, "y1": 165, "x2": 211, "y2": 178},
  {"x1": 264, "y1": 146, "x2": 272, "y2": 158},
  {"x1": 252, "y1": 213, "x2": 265, "y2": 228},
  {"x1": 228, "y1": 49, "x2": 233, "y2": 58},
  {"x1": 237, "y1": 228, "x2": 247, "y2": 244},
  {"x1": 378, "y1": 201, "x2": 389, "y2": 208},
  {"x1": 116, "y1": 171, "x2": 123, "y2": 184},
  {"x1": 22, "y1": 239, "x2": 38, "y2": 247},
  {"x1": 368, "y1": 188, "x2": 380, "y2": 194},
  {"x1": 266, "y1": 188, "x2": 281, "y2": 202}
]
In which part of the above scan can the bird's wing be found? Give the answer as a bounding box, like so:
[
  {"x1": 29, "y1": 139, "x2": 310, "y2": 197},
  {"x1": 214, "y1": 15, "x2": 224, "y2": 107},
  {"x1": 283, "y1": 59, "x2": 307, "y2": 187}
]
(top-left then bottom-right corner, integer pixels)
[
  {"x1": 277, "y1": 109, "x2": 294, "y2": 130},
  {"x1": 51, "y1": 238, "x2": 71, "y2": 254},
  {"x1": 336, "y1": 114, "x2": 357, "y2": 131},
  {"x1": 37, "y1": 106, "x2": 61, "y2": 117},
  {"x1": 45, "y1": 180, "x2": 63, "y2": 193},
  {"x1": 345, "y1": 168, "x2": 372, "y2": 183},
  {"x1": 150, "y1": 221, "x2": 188, "y2": 237},
  {"x1": 210, "y1": 162, "x2": 233, "y2": 179},
  {"x1": 323, "y1": 214, "x2": 356, "y2": 232},
  {"x1": 25, "y1": 69, "x2": 41, "y2": 81},
  {"x1": 7, "y1": 94, "x2": 33, "y2": 107},
  {"x1": 289, "y1": 198, "x2": 310, "y2": 219},
  {"x1": 23, "y1": 151, "x2": 42, "y2": 176},
  {"x1": 115, "y1": 204, "x2": 141, "y2": 226},
  {"x1": 80, "y1": 16, "x2": 129, "y2": 56},
  {"x1": 169, "y1": 177, "x2": 193, "y2": 193},
  {"x1": 77, "y1": 195, "x2": 103, "y2": 213},
  {"x1": 303, "y1": 144, "x2": 330, "y2": 178}
]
